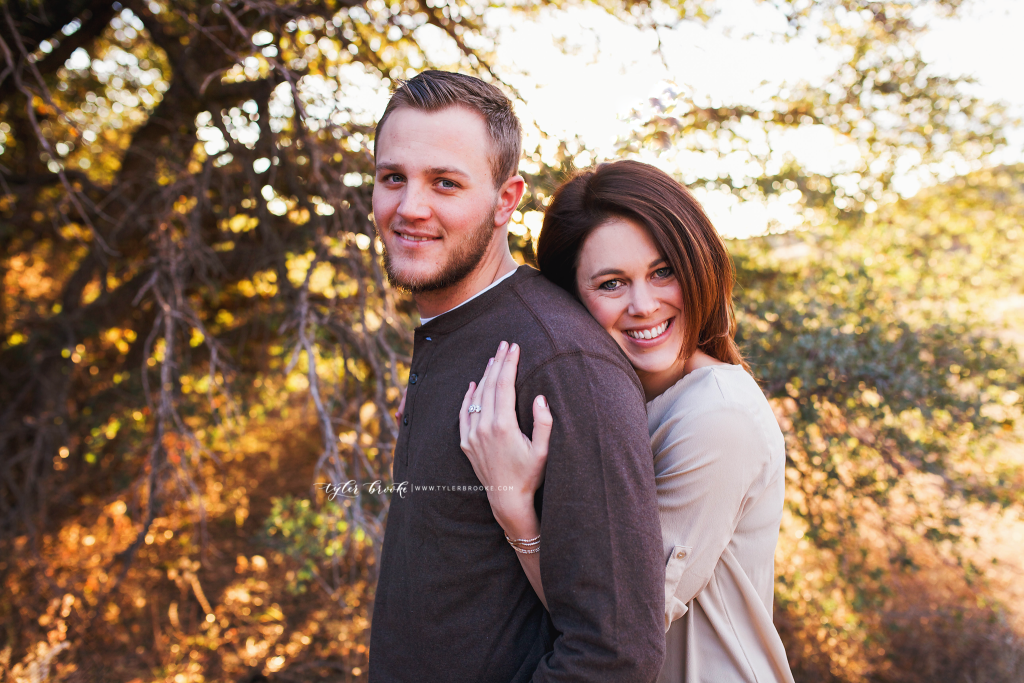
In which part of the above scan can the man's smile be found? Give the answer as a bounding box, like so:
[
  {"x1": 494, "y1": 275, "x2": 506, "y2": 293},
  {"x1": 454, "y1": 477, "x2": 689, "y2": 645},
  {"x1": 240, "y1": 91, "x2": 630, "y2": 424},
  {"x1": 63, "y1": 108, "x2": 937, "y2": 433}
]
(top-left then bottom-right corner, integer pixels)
[{"x1": 393, "y1": 227, "x2": 442, "y2": 245}]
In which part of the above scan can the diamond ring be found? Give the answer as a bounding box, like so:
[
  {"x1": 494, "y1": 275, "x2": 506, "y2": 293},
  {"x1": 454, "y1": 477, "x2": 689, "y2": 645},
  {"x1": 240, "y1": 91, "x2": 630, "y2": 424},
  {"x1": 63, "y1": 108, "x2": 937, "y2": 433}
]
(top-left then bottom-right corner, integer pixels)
[{"x1": 468, "y1": 404, "x2": 482, "y2": 414}]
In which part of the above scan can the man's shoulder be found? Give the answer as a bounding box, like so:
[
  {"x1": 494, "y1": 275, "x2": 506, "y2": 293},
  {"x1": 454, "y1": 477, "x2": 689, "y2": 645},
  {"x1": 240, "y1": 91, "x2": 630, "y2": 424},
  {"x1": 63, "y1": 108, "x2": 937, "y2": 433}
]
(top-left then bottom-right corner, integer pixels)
[
  {"x1": 506, "y1": 268, "x2": 620, "y2": 356},
  {"x1": 495, "y1": 269, "x2": 641, "y2": 395}
]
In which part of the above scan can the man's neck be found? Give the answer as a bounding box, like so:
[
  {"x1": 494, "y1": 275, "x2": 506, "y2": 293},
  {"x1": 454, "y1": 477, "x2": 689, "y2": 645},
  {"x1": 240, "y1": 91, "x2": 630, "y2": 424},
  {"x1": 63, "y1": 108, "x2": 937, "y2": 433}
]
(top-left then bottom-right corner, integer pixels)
[{"x1": 414, "y1": 249, "x2": 519, "y2": 320}]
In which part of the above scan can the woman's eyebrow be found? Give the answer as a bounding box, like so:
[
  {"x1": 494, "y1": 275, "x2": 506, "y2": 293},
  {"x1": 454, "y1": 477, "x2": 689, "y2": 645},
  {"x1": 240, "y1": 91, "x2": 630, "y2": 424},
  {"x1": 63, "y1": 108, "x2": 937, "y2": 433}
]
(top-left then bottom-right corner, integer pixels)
[
  {"x1": 590, "y1": 258, "x2": 666, "y2": 280},
  {"x1": 589, "y1": 267, "x2": 624, "y2": 280}
]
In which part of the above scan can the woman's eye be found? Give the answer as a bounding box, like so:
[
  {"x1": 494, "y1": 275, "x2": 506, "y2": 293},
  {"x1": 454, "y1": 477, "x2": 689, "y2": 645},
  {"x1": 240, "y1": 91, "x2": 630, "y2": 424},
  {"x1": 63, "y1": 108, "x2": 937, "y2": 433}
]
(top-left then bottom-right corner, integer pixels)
[
  {"x1": 598, "y1": 279, "x2": 622, "y2": 291},
  {"x1": 654, "y1": 267, "x2": 673, "y2": 279}
]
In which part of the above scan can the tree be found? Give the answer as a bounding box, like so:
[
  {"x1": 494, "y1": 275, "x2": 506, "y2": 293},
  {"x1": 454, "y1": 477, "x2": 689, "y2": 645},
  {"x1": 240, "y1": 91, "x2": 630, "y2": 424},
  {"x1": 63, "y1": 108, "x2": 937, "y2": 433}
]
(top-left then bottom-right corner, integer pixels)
[
  {"x1": 0, "y1": 0, "x2": 418, "y2": 556},
  {"x1": 730, "y1": 165, "x2": 1024, "y2": 680}
]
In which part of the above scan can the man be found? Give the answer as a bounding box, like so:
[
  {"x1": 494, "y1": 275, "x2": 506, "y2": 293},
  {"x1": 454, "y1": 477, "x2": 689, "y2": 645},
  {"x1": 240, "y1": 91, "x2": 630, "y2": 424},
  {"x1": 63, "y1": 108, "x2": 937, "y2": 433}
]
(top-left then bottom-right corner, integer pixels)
[{"x1": 368, "y1": 70, "x2": 665, "y2": 682}]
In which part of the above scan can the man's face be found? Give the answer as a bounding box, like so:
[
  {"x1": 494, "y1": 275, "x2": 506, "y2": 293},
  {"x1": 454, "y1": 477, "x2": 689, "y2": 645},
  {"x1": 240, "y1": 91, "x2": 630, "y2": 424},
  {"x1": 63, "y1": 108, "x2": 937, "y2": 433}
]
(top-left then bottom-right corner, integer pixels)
[{"x1": 372, "y1": 106, "x2": 501, "y2": 293}]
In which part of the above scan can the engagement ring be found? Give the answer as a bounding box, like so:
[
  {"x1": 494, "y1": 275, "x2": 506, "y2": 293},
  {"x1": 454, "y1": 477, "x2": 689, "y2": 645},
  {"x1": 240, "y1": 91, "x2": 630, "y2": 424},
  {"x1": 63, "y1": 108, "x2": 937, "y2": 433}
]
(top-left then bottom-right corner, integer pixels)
[{"x1": 468, "y1": 404, "x2": 482, "y2": 413}]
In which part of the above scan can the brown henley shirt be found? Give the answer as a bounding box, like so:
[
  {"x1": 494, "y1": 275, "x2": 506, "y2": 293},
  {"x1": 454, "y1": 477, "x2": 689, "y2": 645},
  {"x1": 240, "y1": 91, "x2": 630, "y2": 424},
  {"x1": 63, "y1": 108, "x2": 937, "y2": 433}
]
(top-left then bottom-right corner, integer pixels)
[{"x1": 369, "y1": 266, "x2": 665, "y2": 682}]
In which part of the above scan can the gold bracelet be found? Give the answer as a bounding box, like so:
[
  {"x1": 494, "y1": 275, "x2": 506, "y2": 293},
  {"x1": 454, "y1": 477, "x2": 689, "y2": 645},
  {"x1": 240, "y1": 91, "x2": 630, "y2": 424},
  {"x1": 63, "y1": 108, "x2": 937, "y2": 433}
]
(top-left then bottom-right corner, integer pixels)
[
  {"x1": 505, "y1": 531, "x2": 541, "y2": 555},
  {"x1": 504, "y1": 531, "x2": 540, "y2": 546},
  {"x1": 511, "y1": 545, "x2": 540, "y2": 555}
]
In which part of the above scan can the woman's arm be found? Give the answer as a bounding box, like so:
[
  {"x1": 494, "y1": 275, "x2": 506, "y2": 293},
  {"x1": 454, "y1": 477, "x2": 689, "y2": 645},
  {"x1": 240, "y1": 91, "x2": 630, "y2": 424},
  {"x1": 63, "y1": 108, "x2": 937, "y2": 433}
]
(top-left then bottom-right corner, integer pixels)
[
  {"x1": 459, "y1": 341, "x2": 552, "y2": 610},
  {"x1": 494, "y1": 496, "x2": 547, "y2": 610},
  {"x1": 657, "y1": 400, "x2": 772, "y2": 618}
]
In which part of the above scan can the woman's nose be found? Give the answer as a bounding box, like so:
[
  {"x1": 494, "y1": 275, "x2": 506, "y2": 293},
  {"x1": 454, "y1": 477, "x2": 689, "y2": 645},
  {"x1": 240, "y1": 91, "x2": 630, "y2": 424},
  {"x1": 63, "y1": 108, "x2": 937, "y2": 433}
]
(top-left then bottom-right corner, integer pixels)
[{"x1": 627, "y1": 282, "x2": 660, "y2": 318}]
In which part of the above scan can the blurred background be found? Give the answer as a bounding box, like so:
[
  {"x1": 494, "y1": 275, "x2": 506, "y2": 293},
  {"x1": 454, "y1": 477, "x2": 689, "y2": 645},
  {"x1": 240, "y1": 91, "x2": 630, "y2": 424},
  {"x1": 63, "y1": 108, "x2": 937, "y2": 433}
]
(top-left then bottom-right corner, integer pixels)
[{"x1": 1, "y1": 0, "x2": 1022, "y2": 680}]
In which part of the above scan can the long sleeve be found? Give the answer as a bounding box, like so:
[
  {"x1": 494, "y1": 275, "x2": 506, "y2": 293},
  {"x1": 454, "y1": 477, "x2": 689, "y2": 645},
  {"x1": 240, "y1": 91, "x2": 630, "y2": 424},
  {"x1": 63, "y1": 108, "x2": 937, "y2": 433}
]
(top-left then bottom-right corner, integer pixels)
[
  {"x1": 650, "y1": 372, "x2": 775, "y2": 626},
  {"x1": 372, "y1": 267, "x2": 674, "y2": 682},
  {"x1": 651, "y1": 366, "x2": 794, "y2": 683},
  {"x1": 518, "y1": 352, "x2": 666, "y2": 682}
]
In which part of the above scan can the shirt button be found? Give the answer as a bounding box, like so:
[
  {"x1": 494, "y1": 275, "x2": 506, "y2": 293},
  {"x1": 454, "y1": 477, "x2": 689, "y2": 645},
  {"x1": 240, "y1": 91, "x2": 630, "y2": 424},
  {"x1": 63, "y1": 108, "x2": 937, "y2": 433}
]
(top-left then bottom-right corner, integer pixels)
[
  {"x1": 410, "y1": 373, "x2": 418, "y2": 385},
  {"x1": 676, "y1": 551, "x2": 687, "y2": 559},
  {"x1": 402, "y1": 415, "x2": 408, "y2": 426}
]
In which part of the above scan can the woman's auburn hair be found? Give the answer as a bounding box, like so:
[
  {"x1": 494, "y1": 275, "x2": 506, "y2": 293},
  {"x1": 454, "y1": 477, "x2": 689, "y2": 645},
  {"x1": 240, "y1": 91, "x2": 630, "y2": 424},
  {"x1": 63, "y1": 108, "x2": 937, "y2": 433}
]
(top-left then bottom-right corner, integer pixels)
[{"x1": 536, "y1": 159, "x2": 747, "y2": 370}]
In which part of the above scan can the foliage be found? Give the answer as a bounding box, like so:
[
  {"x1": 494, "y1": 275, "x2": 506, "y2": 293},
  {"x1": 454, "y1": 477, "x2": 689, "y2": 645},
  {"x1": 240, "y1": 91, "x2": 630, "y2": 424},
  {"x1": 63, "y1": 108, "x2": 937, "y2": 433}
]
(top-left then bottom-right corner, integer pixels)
[
  {"x1": 1, "y1": 0, "x2": 1022, "y2": 680},
  {"x1": 623, "y1": 0, "x2": 1010, "y2": 225},
  {"x1": 738, "y1": 166, "x2": 1024, "y2": 538},
  {"x1": 263, "y1": 496, "x2": 353, "y2": 595},
  {"x1": 0, "y1": 0, "x2": 413, "y2": 567},
  {"x1": 730, "y1": 164, "x2": 1024, "y2": 679},
  {"x1": 0, "y1": 408, "x2": 376, "y2": 680}
]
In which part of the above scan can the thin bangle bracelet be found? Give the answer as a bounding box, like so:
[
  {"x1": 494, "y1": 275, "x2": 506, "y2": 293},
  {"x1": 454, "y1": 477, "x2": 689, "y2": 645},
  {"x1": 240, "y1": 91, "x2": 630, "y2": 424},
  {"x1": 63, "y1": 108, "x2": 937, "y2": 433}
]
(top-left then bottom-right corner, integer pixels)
[
  {"x1": 505, "y1": 531, "x2": 541, "y2": 555},
  {"x1": 504, "y1": 531, "x2": 540, "y2": 546},
  {"x1": 511, "y1": 545, "x2": 540, "y2": 555}
]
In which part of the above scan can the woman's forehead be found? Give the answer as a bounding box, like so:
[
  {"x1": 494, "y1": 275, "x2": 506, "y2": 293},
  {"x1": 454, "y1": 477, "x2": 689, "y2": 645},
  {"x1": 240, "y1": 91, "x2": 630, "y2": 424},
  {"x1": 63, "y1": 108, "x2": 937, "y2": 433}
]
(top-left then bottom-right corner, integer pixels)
[{"x1": 579, "y1": 218, "x2": 663, "y2": 271}]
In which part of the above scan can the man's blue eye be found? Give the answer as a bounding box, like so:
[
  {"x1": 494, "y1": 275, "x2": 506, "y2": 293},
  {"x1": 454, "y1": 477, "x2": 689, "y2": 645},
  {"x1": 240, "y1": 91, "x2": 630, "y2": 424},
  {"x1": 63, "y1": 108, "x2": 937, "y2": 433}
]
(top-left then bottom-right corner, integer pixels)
[{"x1": 439, "y1": 179, "x2": 456, "y2": 189}]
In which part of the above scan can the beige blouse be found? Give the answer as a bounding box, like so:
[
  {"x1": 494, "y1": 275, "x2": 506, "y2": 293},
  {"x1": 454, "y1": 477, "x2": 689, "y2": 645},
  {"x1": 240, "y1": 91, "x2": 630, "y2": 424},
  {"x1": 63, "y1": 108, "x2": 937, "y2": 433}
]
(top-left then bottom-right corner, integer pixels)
[{"x1": 649, "y1": 365, "x2": 794, "y2": 683}]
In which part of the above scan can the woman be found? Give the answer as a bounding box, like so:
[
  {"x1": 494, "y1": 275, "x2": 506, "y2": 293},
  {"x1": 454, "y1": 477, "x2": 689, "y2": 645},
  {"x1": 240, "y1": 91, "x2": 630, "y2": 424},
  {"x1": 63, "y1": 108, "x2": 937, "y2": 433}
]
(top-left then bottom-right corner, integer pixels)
[{"x1": 458, "y1": 160, "x2": 794, "y2": 682}]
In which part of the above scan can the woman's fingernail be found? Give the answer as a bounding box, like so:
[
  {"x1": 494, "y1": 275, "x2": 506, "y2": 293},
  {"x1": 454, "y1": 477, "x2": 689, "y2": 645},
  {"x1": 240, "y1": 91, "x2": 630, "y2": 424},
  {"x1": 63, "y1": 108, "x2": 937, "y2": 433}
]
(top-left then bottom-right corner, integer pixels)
[
  {"x1": 499, "y1": 341, "x2": 508, "y2": 352},
  {"x1": 538, "y1": 396, "x2": 547, "y2": 408},
  {"x1": 511, "y1": 343, "x2": 519, "y2": 353},
  {"x1": 487, "y1": 357, "x2": 494, "y2": 367}
]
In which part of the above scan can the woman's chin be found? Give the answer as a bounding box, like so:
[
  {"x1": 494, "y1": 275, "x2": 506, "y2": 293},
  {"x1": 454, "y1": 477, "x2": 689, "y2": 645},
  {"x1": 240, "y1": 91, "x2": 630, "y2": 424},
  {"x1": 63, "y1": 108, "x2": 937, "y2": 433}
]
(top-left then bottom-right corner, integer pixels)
[
  {"x1": 615, "y1": 333, "x2": 685, "y2": 380},
  {"x1": 621, "y1": 348, "x2": 681, "y2": 378}
]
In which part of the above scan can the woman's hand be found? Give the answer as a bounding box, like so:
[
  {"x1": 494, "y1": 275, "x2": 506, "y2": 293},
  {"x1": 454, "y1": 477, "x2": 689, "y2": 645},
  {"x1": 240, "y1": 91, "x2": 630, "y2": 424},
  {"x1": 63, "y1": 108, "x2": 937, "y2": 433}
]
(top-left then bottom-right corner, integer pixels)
[
  {"x1": 395, "y1": 389, "x2": 407, "y2": 423},
  {"x1": 459, "y1": 341, "x2": 552, "y2": 536}
]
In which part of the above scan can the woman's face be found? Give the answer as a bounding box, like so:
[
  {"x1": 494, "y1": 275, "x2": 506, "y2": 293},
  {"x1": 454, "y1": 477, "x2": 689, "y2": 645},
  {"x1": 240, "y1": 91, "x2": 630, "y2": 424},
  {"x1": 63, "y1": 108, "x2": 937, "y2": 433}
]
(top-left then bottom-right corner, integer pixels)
[{"x1": 575, "y1": 217, "x2": 688, "y2": 390}]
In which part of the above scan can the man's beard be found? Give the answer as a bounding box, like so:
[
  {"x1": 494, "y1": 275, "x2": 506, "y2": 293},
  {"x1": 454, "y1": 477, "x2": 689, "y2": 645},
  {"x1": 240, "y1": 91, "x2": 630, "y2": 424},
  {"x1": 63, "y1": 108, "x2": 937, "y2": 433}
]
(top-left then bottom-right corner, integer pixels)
[{"x1": 380, "y1": 209, "x2": 496, "y2": 293}]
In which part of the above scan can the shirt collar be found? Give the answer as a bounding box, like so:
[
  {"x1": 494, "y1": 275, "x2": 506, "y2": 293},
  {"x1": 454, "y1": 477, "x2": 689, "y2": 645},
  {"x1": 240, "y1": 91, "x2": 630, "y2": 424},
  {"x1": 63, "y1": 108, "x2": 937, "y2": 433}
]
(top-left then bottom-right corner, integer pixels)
[
  {"x1": 418, "y1": 267, "x2": 520, "y2": 325},
  {"x1": 416, "y1": 266, "x2": 536, "y2": 337}
]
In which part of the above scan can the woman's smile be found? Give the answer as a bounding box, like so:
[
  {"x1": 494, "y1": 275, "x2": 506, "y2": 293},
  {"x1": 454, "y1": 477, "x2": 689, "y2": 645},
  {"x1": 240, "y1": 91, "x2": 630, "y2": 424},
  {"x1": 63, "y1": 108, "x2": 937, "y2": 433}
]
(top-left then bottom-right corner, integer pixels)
[{"x1": 623, "y1": 317, "x2": 673, "y2": 343}]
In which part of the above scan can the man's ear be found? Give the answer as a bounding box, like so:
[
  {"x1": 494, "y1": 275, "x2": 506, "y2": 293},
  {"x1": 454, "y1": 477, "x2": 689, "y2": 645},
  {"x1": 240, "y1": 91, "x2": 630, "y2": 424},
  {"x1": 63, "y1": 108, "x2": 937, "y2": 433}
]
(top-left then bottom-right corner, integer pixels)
[{"x1": 493, "y1": 174, "x2": 527, "y2": 229}]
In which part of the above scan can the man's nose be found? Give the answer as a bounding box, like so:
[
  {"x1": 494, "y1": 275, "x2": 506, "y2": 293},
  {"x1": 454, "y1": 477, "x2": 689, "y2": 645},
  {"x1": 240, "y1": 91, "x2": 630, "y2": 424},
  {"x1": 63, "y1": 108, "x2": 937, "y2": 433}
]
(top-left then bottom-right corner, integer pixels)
[
  {"x1": 396, "y1": 183, "x2": 431, "y2": 222},
  {"x1": 627, "y1": 282, "x2": 660, "y2": 318}
]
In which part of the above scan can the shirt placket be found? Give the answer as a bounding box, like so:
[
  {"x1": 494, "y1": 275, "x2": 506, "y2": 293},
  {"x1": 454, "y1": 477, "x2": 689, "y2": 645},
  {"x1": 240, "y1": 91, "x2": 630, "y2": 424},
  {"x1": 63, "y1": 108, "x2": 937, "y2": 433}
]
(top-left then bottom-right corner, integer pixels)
[{"x1": 398, "y1": 330, "x2": 438, "y2": 470}]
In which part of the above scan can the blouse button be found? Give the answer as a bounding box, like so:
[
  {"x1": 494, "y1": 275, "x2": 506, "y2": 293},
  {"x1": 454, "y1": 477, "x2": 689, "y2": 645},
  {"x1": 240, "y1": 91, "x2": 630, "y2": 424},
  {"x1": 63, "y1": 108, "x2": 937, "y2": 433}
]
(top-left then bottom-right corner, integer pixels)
[
  {"x1": 410, "y1": 373, "x2": 418, "y2": 385},
  {"x1": 676, "y1": 551, "x2": 687, "y2": 559}
]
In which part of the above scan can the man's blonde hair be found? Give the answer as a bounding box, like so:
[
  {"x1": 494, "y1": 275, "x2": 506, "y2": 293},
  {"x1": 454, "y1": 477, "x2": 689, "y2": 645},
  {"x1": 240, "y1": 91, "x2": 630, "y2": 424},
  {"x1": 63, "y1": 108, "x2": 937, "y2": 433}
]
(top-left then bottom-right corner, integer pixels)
[{"x1": 375, "y1": 71, "x2": 522, "y2": 188}]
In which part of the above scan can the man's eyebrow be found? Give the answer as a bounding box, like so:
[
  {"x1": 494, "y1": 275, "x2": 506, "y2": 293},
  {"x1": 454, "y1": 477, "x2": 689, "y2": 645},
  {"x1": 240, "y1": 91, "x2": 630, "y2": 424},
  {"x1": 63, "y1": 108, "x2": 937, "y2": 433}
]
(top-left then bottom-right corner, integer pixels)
[
  {"x1": 425, "y1": 166, "x2": 470, "y2": 178},
  {"x1": 374, "y1": 163, "x2": 471, "y2": 179}
]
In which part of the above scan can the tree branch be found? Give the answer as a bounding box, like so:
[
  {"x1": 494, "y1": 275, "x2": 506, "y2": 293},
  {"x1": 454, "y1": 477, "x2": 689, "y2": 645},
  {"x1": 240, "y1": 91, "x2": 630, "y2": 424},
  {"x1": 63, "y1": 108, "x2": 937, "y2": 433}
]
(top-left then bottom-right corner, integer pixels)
[{"x1": 0, "y1": 3, "x2": 116, "y2": 103}]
